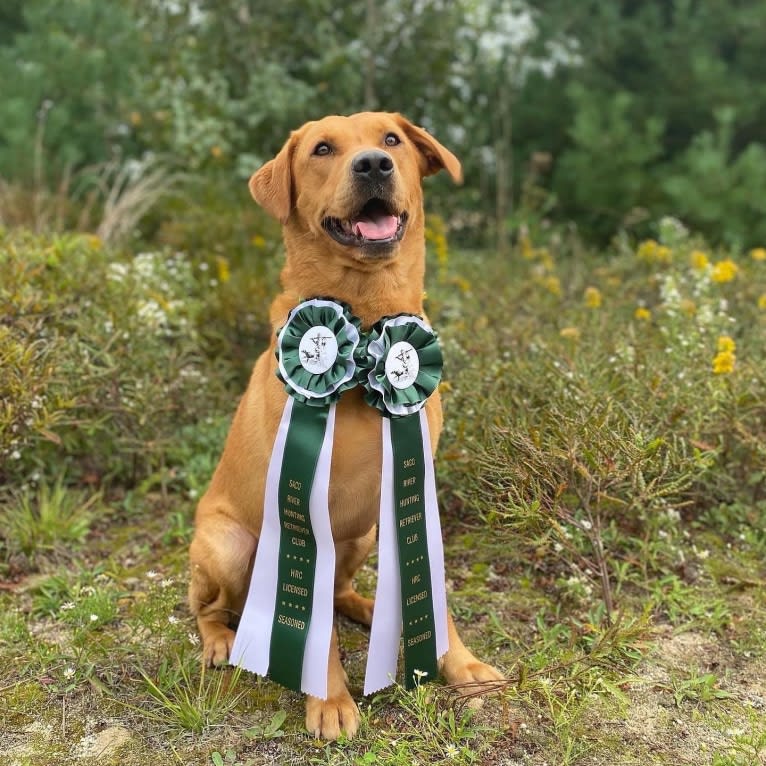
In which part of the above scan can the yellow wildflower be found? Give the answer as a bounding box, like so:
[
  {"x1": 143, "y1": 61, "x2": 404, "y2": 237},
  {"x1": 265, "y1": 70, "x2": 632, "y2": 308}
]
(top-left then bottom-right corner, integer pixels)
[
  {"x1": 519, "y1": 231, "x2": 535, "y2": 260},
  {"x1": 537, "y1": 248, "x2": 556, "y2": 272},
  {"x1": 541, "y1": 275, "x2": 562, "y2": 297},
  {"x1": 216, "y1": 256, "x2": 230, "y2": 284},
  {"x1": 712, "y1": 350, "x2": 735, "y2": 375},
  {"x1": 560, "y1": 326, "x2": 581, "y2": 341},
  {"x1": 717, "y1": 335, "x2": 736, "y2": 354},
  {"x1": 636, "y1": 239, "x2": 672, "y2": 264},
  {"x1": 711, "y1": 259, "x2": 738, "y2": 283},
  {"x1": 689, "y1": 250, "x2": 709, "y2": 270},
  {"x1": 750, "y1": 247, "x2": 766, "y2": 262},
  {"x1": 656, "y1": 245, "x2": 672, "y2": 263},
  {"x1": 637, "y1": 239, "x2": 658, "y2": 260},
  {"x1": 211, "y1": 145, "x2": 223, "y2": 158},
  {"x1": 129, "y1": 111, "x2": 142, "y2": 126},
  {"x1": 251, "y1": 234, "x2": 266, "y2": 248},
  {"x1": 425, "y1": 214, "x2": 449, "y2": 275},
  {"x1": 453, "y1": 276, "x2": 472, "y2": 293},
  {"x1": 758, "y1": 294, "x2": 766, "y2": 310},
  {"x1": 634, "y1": 307, "x2": 651, "y2": 321},
  {"x1": 584, "y1": 286, "x2": 602, "y2": 308}
]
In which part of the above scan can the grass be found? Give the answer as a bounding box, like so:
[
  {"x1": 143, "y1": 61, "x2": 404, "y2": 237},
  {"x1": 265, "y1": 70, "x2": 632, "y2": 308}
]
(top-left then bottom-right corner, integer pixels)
[
  {"x1": 1, "y1": 477, "x2": 98, "y2": 561},
  {"x1": 1, "y1": 220, "x2": 766, "y2": 764}
]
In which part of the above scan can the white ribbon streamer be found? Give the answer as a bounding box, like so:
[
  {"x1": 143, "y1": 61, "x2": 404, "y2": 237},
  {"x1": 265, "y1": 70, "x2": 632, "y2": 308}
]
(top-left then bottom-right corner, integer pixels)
[
  {"x1": 363, "y1": 417, "x2": 400, "y2": 694},
  {"x1": 230, "y1": 400, "x2": 337, "y2": 700},
  {"x1": 420, "y1": 409, "x2": 449, "y2": 661}
]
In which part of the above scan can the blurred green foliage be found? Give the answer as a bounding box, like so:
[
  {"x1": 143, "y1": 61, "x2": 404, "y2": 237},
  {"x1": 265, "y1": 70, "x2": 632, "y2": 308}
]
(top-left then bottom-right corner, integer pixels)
[{"x1": 1, "y1": 1, "x2": 766, "y2": 247}]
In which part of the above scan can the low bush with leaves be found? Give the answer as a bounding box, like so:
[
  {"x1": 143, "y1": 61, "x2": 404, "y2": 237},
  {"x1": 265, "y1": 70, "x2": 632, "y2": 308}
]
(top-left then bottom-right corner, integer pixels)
[
  {"x1": 436, "y1": 216, "x2": 766, "y2": 622},
  {"x1": 0, "y1": 229, "x2": 238, "y2": 490}
]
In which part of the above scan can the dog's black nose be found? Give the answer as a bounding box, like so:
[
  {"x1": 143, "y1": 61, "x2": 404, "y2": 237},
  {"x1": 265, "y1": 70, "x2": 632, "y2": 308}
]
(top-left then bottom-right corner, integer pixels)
[{"x1": 352, "y1": 150, "x2": 394, "y2": 182}]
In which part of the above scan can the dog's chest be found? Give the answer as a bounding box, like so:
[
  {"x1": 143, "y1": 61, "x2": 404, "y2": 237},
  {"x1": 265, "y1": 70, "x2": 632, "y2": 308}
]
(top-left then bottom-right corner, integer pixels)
[{"x1": 326, "y1": 388, "x2": 385, "y2": 540}]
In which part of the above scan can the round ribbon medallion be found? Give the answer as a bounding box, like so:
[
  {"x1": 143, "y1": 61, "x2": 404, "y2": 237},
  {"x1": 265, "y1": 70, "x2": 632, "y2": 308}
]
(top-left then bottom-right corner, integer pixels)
[
  {"x1": 298, "y1": 326, "x2": 339, "y2": 374},
  {"x1": 384, "y1": 341, "x2": 420, "y2": 389}
]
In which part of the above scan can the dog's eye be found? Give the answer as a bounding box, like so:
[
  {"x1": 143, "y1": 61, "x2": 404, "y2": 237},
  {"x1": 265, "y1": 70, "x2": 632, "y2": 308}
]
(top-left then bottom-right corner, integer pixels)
[
  {"x1": 312, "y1": 142, "x2": 332, "y2": 156},
  {"x1": 384, "y1": 132, "x2": 401, "y2": 147}
]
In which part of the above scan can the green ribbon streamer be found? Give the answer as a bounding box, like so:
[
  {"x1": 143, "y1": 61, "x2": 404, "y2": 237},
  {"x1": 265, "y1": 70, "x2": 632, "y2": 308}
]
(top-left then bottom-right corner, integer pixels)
[
  {"x1": 391, "y1": 414, "x2": 439, "y2": 687},
  {"x1": 267, "y1": 399, "x2": 326, "y2": 691}
]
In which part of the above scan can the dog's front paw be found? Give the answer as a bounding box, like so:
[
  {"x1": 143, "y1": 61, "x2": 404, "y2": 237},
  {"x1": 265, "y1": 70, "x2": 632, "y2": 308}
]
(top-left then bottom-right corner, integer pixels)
[
  {"x1": 305, "y1": 692, "x2": 360, "y2": 740},
  {"x1": 200, "y1": 624, "x2": 235, "y2": 667}
]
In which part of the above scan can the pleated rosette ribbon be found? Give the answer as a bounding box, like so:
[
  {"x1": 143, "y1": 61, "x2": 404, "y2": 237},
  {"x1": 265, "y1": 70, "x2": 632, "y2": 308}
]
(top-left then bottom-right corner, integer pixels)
[
  {"x1": 360, "y1": 314, "x2": 449, "y2": 694},
  {"x1": 230, "y1": 298, "x2": 360, "y2": 698}
]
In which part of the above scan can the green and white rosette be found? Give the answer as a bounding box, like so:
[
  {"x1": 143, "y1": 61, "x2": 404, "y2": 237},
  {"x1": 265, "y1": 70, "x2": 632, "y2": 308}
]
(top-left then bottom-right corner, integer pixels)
[
  {"x1": 231, "y1": 299, "x2": 360, "y2": 699},
  {"x1": 361, "y1": 315, "x2": 449, "y2": 694}
]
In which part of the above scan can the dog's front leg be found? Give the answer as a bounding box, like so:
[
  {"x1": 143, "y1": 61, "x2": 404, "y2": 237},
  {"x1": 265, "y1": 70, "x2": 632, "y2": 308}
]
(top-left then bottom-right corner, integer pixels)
[
  {"x1": 188, "y1": 511, "x2": 255, "y2": 667},
  {"x1": 305, "y1": 624, "x2": 360, "y2": 739}
]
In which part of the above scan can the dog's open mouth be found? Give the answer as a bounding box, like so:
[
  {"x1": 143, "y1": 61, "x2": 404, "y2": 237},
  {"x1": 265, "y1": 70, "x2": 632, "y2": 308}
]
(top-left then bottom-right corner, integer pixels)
[{"x1": 322, "y1": 199, "x2": 408, "y2": 248}]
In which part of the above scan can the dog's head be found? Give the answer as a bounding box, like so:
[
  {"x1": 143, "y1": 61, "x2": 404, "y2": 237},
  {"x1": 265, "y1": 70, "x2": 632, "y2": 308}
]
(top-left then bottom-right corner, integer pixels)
[{"x1": 249, "y1": 112, "x2": 461, "y2": 266}]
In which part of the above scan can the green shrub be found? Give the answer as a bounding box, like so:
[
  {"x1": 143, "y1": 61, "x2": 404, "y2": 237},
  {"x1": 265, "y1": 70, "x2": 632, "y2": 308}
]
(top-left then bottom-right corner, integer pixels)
[
  {"x1": 434, "y1": 218, "x2": 766, "y2": 607},
  {"x1": 0, "y1": 229, "x2": 237, "y2": 489},
  {"x1": 552, "y1": 85, "x2": 664, "y2": 242},
  {"x1": 149, "y1": 177, "x2": 282, "y2": 382}
]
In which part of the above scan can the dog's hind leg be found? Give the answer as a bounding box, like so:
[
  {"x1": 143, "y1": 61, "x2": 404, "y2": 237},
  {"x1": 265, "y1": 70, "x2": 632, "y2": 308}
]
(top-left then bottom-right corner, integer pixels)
[
  {"x1": 333, "y1": 526, "x2": 376, "y2": 626},
  {"x1": 189, "y1": 511, "x2": 255, "y2": 667}
]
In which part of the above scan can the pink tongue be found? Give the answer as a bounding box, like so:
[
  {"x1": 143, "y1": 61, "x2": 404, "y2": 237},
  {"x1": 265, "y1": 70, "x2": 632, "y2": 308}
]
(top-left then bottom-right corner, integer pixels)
[{"x1": 353, "y1": 214, "x2": 398, "y2": 240}]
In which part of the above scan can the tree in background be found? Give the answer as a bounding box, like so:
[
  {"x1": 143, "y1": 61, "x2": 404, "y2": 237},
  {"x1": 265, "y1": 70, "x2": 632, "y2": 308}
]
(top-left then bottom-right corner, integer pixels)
[
  {"x1": 1, "y1": 0, "x2": 766, "y2": 247},
  {"x1": 527, "y1": 0, "x2": 766, "y2": 245},
  {"x1": 0, "y1": 1, "x2": 140, "y2": 184}
]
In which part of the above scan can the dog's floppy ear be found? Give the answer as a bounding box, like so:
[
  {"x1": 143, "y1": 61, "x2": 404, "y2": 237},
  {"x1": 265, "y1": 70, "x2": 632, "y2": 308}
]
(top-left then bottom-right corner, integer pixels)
[
  {"x1": 248, "y1": 132, "x2": 299, "y2": 223},
  {"x1": 395, "y1": 115, "x2": 463, "y2": 184}
]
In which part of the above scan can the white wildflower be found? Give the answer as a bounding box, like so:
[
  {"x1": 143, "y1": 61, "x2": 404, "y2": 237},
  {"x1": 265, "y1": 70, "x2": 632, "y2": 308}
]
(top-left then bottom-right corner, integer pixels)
[{"x1": 108, "y1": 263, "x2": 129, "y2": 281}]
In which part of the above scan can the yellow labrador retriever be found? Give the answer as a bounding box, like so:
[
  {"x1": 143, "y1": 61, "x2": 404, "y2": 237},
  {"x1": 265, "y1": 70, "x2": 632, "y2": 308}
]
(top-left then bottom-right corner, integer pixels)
[{"x1": 189, "y1": 111, "x2": 503, "y2": 740}]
